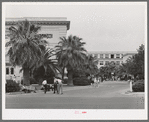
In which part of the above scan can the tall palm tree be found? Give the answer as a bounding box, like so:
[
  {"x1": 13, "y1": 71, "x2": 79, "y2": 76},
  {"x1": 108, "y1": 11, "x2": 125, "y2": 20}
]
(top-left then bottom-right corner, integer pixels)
[
  {"x1": 55, "y1": 35, "x2": 86, "y2": 85},
  {"x1": 6, "y1": 20, "x2": 44, "y2": 86},
  {"x1": 39, "y1": 47, "x2": 61, "y2": 76},
  {"x1": 33, "y1": 47, "x2": 62, "y2": 84}
]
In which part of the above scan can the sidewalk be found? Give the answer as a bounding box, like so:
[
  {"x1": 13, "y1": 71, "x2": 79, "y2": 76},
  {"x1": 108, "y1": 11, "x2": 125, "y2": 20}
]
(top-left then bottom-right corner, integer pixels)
[
  {"x1": 5, "y1": 82, "x2": 145, "y2": 97},
  {"x1": 5, "y1": 84, "x2": 91, "y2": 95}
]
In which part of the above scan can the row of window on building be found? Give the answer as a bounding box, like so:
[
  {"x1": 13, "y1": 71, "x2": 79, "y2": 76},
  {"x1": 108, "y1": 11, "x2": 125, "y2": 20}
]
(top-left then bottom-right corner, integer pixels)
[
  {"x1": 99, "y1": 61, "x2": 123, "y2": 65},
  {"x1": 91, "y1": 54, "x2": 123, "y2": 59}
]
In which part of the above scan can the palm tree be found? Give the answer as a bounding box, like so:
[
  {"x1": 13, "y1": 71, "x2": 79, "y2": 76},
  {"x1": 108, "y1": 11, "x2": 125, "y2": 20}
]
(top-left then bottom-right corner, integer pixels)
[
  {"x1": 32, "y1": 47, "x2": 61, "y2": 84},
  {"x1": 41, "y1": 47, "x2": 61, "y2": 75},
  {"x1": 6, "y1": 20, "x2": 44, "y2": 86},
  {"x1": 55, "y1": 35, "x2": 86, "y2": 85}
]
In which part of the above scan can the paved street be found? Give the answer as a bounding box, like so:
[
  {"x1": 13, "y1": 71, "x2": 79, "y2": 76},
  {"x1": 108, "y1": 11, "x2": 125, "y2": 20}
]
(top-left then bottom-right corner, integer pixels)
[{"x1": 6, "y1": 81, "x2": 144, "y2": 109}]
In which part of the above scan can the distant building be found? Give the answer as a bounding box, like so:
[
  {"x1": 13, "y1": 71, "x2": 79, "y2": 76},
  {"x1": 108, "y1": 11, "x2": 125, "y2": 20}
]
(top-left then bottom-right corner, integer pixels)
[
  {"x1": 5, "y1": 17, "x2": 70, "y2": 82},
  {"x1": 88, "y1": 51, "x2": 137, "y2": 68}
]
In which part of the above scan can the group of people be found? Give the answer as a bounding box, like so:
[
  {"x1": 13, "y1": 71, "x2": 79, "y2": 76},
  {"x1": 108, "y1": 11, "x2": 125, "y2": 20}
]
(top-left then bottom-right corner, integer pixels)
[
  {"x1": 90, "y1": 76, "x2": 102, "y2": 88},
  {"x1": 42, "y1": 76, "x2": 63, "y2": 94}
]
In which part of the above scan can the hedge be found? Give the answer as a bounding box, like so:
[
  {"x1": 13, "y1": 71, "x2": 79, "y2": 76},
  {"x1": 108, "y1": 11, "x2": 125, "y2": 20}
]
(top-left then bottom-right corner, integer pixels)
[
  {"x1": 132, "y1": 80, "x2": 144, "y2": 92},
  {"x1": 6, "y1": 80, "x2": 21, "y2": 92},
  {"x1": 73, "y1": 77, "x2": 91, "y2": 86}
]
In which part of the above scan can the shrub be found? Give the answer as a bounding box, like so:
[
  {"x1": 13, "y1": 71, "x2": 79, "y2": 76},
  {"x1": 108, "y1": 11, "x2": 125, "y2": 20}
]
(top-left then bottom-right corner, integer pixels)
[
  {"x1": 132, "y1": 80, "x2": 144, "y2": 92},
  {"x1": 6, "y1": 80, "x2": 21, "y2": 92},
  {"x1": 73, "y1": 77, "x2": 91, "y2": 86}
]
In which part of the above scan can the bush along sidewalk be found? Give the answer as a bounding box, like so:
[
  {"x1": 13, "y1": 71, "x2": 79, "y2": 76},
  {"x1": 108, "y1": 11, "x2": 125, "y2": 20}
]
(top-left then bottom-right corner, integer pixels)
[
  {"x1": 6, "y1": 80, "x2": 37, "y2": 93},
  {"x1": 132, "y1": 79, "x2": 144, "y2": 92},
  {"x1": 6, "y1": 80, "x2": 21, "y2": 92},
  {"x1": 73, "y1": 77, "x2": 91, "y2": 86}
]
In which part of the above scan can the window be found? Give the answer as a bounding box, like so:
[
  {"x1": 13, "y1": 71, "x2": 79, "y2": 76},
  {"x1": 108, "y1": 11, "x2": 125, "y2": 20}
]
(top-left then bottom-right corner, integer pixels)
[
  {"x1": 100, "y1": 54, "x2": 103, "y2": 58},
  {"x1": 105, "y1": 54, "x2": 109, "y2": 58},
  {"x1": 111, "y1": 54, "x2": 114, "y2": 58},
  {"x1": 6, "y1": 68, "x2": 9, "y2": 75},
  {"x1": 105, "y1": 61, "x2": 109, "y2": 65},
  {"x1": 116, "y1": 61, "x2": 120, "y2": 65},
  {"x1": 11, "y1": 68, "x2": 14, "y2": 74},
  {"x1": 116, "y1": 54, "x2": 120, "y2": 58},
  {"x1": 100, "y1": 61, "x2": 104, "y2": 65}
]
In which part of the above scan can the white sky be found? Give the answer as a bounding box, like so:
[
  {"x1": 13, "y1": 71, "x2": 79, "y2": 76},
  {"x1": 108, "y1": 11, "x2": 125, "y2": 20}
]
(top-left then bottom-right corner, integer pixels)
[{"x1": 4, "y1": 2, "x2": 147, "y2": 52}]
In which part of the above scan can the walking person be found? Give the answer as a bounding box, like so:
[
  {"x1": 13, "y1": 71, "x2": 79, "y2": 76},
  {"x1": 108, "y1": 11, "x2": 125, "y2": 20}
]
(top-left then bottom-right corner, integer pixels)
[
  {"x1": 53, "y1": 77, "x2": 58, "y2": 94},
  {"x1": 97, "y1": 77, "x2": 100, "y2": 87},
  {"x1": 128, "y1": 76, "x2": 133, "y2": 92},
  {"x1": 96, "y1": 77, "x2": 100, "y2": 88},
  {"x1": 57, "y1": 76, "x2": 63, "y2": 95},
  {"x1": 90, "y1": 76, "x2": 94, "y2": 87},
  {"x1": 94, "y1": 77, "x2": 98, "y2": 88},
  {"x1": 42, "y1": 79, "x2": 47, "y2": 94}
]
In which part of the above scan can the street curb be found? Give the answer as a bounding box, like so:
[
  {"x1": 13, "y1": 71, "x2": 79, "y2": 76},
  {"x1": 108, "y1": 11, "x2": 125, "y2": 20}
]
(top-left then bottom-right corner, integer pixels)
[
  {"x1": 6, "y1": 90, "x2": 40, "y2": 95},
  {"x1": 122, "y1": 91, "x2": 145, "y2": 96}
]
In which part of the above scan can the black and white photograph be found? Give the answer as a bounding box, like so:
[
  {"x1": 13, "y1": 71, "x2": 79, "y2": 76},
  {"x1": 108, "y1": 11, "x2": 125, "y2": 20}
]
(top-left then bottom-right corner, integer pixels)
[{"x1": 2, "y1": 2, "x2": 147, "y2": 120}]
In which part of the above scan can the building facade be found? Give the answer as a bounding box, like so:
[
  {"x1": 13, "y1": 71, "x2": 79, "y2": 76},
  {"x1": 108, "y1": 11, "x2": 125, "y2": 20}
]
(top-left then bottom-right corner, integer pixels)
[
  {"x1": 5, "y1": 17, "x2": 70, "y2": 82},
  {"x1": 88, "y1": 51, "x2": 137, "y2": 68}
]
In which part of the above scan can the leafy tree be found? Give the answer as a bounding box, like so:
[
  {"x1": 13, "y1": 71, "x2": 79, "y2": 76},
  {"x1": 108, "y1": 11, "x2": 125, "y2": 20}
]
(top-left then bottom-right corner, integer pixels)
[
  {"x1": 99, "y1": 62, "x2": 116, "y2": 79},
  {"x1": 84, "y1": 54, "x2": 98, "y2": 75},
  {"x1": 55, "y1": 35, "x2": 86, "y2": 85},
  {"x1": 6, "y1": 20, "x2": 45, "y2": 86},
  {"x1": 125, "y1": 44, "x2": 144, "y2": 79},
  {"x1": 99, "y1": 66, "x2": 111, "y2": 79},
  {"x1": 114, "y1": 64, "x2": 127, "y2": 78},
  {"x1": 73, "y1": 54, "x2": 98, "y2": 78}
]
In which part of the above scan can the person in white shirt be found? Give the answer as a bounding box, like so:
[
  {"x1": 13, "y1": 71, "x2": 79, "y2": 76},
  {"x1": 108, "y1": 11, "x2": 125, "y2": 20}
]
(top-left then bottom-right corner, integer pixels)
[
  {"x1": 94, "y1": 77, "x2": 98, "y2": 88},
  {"x1": 89, "y1": 76, "x2": 94, "y2": 87},
  {"x1": 42, "y1": 79, "x2": 47, "y2": 94},
  {"x1": 98, "y1": 77, "x2": 101, "y2": 87},
  {"x1": 55, "y1": 76, "x2": 63, "y2": 94},
  {"x1": 53, "y1": 77, "x2": 59, "y2": 94}
]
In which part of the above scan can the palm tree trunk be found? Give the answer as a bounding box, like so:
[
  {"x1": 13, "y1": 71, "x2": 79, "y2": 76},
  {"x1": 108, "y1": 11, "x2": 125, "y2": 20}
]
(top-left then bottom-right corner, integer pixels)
[
  {"x1": 67, "y1": 69, "x2": 73, "y2": 86},
  {"x1": 23, "y1": 68, "x2": 30, "y2": 86},
  {"x1": 62, "y1": 67, "x2": 65, "y2": 81}
]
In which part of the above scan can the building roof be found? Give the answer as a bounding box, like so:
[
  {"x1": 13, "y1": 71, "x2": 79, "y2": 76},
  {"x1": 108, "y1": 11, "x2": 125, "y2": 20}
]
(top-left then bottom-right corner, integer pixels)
[
  {"x1": 6, "y1": 17, "x2": 68, "y2": 21},
  {"x1": 5, "y1": 17, "x2": 70, "y2": 30},
  {"x1": 88, "y1": 51, "x2": 137, "y2": 55}
]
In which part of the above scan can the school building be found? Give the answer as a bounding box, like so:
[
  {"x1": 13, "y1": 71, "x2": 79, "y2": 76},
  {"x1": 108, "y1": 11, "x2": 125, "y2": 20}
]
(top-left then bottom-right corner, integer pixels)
[{"x1": 88, "y1": 51, "x2": 137, "y2": 68}]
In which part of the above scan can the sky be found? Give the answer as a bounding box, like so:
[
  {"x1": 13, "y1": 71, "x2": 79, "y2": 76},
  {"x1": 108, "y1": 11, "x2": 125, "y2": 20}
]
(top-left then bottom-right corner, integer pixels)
[{"x1": 4, "y1": 2, "x2": 146, "y2": 52}]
